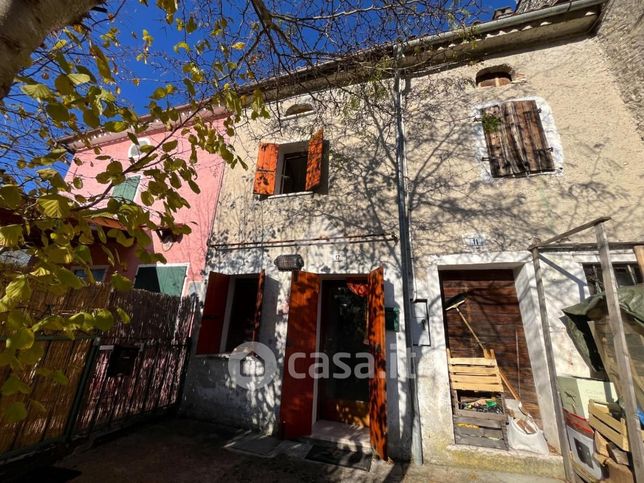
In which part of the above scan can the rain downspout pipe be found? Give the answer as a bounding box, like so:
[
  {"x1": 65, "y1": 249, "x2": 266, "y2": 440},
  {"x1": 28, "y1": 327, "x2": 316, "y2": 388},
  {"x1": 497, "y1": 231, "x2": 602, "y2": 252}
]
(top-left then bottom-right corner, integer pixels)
[{"x1": 394, "y1": 43, "x2": 424, "y2": 464}]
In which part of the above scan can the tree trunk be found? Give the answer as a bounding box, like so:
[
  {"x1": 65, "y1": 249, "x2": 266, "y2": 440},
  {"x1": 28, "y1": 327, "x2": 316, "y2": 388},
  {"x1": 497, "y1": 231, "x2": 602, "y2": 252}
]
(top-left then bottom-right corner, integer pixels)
[{"x1": 0, "y1": 0, "x2": 101, "y2": 99}]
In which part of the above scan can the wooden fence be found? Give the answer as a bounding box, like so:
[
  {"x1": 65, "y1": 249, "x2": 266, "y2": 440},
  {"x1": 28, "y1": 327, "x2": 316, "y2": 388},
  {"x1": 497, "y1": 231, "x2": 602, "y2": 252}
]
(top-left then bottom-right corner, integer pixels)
[{"x1": 0, "y1": 285, "x2": 197, "y2": 461}]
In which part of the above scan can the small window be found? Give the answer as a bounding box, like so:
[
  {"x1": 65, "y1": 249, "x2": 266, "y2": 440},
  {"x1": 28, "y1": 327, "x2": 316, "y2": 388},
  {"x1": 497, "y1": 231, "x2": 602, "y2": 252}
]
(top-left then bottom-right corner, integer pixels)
[
  {"x1": 476, "y1": 66, "x2": 513, "y2": 88},
  {"x1": 134, "y1": 265, "x2": 187, "y2": 297},
  {"x1": 73, "y1": 267, "x2": 107, "y2": 283},
  {"x1": 252, "y1": 129, "x2": 325, "y2": 196},
  {"x1": 195, "y1": 271, "x2": 266, "y2": 355},
  {"x1": 285, "y1": 103, "x2": 314, "y2": 117},
  {"x1": 583, "y1": 263, "x2": 642, "y2": 295},
  {"x1": 480, "y1": 100, "x2": 554, "y2": 177},
  {"x1": 112, "y1": 176, "x2": 141, "y2": 202},
  {"x1": 128, "y1": 138, "x2": 152, "y2": 160}
]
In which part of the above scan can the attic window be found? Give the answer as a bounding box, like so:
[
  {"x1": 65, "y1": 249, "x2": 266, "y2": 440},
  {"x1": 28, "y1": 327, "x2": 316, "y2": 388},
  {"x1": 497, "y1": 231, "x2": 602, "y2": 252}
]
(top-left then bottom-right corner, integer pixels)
[
  {"x1": 285, "y1": 103, "x2": 314, "y2": 117},
  {"x1": 476, "y1": 67, "x2": 513, "y2": 88},
  {"x1": 128, "y1": 138, "x2": 152, "y2": 160}
]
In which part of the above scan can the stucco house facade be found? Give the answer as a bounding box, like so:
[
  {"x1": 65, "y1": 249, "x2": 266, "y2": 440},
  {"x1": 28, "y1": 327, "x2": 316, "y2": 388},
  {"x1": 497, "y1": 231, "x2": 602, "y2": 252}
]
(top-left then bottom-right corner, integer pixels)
[
  {"x1": 62, "y1": 117, "x2": 227, "y2": 298},
  {"x1": 181, "y1": 0, "x2": 643, "y2": 476}
]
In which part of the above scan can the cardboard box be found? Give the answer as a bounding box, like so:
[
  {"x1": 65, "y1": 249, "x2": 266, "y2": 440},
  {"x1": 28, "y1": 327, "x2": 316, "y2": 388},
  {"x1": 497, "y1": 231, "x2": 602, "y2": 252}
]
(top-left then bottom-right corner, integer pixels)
[{"x1": 557, "y1": 375, "x2": 617, "y2": 419}]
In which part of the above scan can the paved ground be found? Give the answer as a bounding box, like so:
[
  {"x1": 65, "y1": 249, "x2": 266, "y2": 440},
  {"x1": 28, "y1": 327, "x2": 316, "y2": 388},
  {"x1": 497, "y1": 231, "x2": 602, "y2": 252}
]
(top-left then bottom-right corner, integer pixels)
[{"x1": 19, "y1": 418, "x2": 561, "y2": 482}]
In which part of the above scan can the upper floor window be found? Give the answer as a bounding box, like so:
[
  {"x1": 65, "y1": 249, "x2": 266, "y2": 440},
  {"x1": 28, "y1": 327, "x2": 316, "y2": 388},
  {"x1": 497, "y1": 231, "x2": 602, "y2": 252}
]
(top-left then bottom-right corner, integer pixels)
[
  {"x1": 285, "y1": 103, "x2": 314, "y2": 117},
  {"x1": 128, "y1": 138, "x2": 152, "y2": 160},
  {"x1": 253, "y1": 129, "x2": 325, "y2": 196},
  {"x1": 480, "y1": 100, "x2": 554, "y2": 177},
  {"x1": 476, "y1": 66, "x2": 513, "y2": 88}
]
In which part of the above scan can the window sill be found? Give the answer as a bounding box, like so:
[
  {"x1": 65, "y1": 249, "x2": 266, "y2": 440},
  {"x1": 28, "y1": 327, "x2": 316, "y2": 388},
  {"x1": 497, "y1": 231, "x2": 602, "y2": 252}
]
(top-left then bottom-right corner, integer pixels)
[{"x1": 268, "y1": 191, "x2": 314, "y2": 200}]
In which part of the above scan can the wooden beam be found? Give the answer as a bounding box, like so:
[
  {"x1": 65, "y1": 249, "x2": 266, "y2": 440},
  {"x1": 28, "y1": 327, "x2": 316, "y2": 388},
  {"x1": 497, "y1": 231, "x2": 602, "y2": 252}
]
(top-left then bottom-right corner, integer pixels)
[
  {"x1": 596, "y1": 223, "x2": 644, "y2": 480},
  {"x1": 527, "y1": 217, "x2": 611, "y2": 249},
  {"x1": 633, "y1": 245, "x2": 644, "y2": 277},
  {"x1": 531, "y1": 248, "x2": 575, "y2": 481}
]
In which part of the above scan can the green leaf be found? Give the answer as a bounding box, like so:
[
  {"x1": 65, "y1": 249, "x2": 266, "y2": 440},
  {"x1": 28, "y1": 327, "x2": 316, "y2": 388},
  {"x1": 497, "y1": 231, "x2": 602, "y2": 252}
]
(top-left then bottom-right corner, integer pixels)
[
  {"x1": 231, "y1": 42, "x2": 245, "y2": 50},
  {"x1": 56, "y1": 267, "x2": 84, "y2": 289},
  {"x1": 37, "y1": 194, "x2": 70, "y2": 218},
  {"x1": 3, "y1": 402, "x2": 28, "y2": 423},
  {"x1": 1, "y1": 277, "x2": 32, "y2": 311},
  {"x1": 0, "y1": 185, "x2": 23, "y2": 209},
  {"x1": 1, "y1": 375, "x2": 32, "y2": 396},
  {"x1": 111, "y1": 273, "x2": 133, "y2": 291},
  {"x1": 7, "y1": 310, "x2": 32, "y2": 330},
  {"x1": 115, "y1": 307, "x2": 131, "y2": 324},
  {"x1": 21, "y1": 83, "x2": 53, "y2": 99},
  {"x1": 92, "y1": 308, "x2": 114, "y2": 331},
  {"x1": 140, "y1": 190, "x2": 154, "y2": 206},
  {"x1": 83, "y1": 110, "x2": 100, "y2": 128},
  {"x1": 104, "y1": 121, "x2": 128, "y2": 133},
  {"x1": 0, "y1": 225, "x2": 24, "y2": 248},
  {"x1": 18, "y1": 344, "x2": 44, "y2": 365},
  {"x1": 7, "y1": 327, "x2": 35, "y2": 350},
  {"x1": 52, "y1": 370, "x2": 69, "y2": 386},
  {"x1": 45, "y1": 103, "x2": 70, "y2": 122},
  {"x1": 54, "y1": 74, "x2": 75, "y2": 95},
  {"x1": 89, "y1": 45, "x2": 114, "y2": 82},
  {"x1": 174, "y1": 41, "x2": 190, "y2": 53},
  {"x1": 67, "y1": 73, "x2": 91, "y2": 85},
  {"x1": 162, "y1": 140, "x2": 178, "y2": 152}
]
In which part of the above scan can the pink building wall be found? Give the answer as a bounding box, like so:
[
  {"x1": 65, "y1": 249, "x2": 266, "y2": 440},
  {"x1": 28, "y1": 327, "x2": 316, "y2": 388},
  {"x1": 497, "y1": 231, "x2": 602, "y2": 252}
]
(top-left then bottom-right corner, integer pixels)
[{"x1": 64, "y1": 118, "x2": 227, "y2": 296}]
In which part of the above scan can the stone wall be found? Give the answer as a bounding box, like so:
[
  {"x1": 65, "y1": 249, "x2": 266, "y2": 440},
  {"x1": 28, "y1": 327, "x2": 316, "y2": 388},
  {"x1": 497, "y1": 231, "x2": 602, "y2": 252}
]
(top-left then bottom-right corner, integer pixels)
[{"x1": 596, "y1": 0, "x2": 644, "y2": 138}]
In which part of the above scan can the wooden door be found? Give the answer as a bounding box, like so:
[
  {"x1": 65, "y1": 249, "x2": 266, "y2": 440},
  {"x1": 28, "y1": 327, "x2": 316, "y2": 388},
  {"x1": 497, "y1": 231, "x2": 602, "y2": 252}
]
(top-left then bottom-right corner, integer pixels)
[
  {"x1": 440, "y1": 269, "x2": 541, "y2": 426},
  {"x1": 195, "y1": 272, "x2": 230, "y2": 354},
  {"x1": 368, "y1": 267, "x2": 388, "y2": 460},
  {"x1": 279, "y1": 271, "x2": 320, "y2": 439}
]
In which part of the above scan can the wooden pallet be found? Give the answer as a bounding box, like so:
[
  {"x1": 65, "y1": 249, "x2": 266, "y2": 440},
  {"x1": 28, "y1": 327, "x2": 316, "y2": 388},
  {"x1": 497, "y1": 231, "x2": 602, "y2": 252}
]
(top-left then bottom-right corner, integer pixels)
[
  {"x1": 589, "y1": 400, "x2": 644, "y2": 452},
  {"x1": 448, "y1": 350, "x2": 507, "y2": 450}
]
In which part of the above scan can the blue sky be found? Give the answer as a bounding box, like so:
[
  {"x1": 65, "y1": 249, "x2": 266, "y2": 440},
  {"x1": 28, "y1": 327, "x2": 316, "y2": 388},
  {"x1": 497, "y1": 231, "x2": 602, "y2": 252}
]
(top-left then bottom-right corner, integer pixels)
[{"x1": 112, "y1": 0, "x2": 516, "y2": 113}]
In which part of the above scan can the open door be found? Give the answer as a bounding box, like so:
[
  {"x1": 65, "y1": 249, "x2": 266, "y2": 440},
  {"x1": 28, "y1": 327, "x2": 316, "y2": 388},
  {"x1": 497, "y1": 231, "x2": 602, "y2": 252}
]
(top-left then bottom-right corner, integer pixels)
[
  {"x1": 279, "y1": 271, "x2": 320, "y2": 439},
  {"x1": 195, "y1": 273, "x2": 230, "y2": 354},
  {"x1": 368, "y1": 266, "x2": 388, "y2": 460}
]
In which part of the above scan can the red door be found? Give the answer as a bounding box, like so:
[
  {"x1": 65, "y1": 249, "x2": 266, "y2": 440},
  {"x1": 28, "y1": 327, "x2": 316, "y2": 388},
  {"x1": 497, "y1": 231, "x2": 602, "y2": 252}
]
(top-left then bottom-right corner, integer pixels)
[
  {"x1": 195, "y1": 272, "x2": 230, "y2": 354},
  {"x1": 368, "y1": 267, "x2": 388, "y2": 460},
  {"x1": 279, "y1": 271, "x2": 320, "y2": 439}
]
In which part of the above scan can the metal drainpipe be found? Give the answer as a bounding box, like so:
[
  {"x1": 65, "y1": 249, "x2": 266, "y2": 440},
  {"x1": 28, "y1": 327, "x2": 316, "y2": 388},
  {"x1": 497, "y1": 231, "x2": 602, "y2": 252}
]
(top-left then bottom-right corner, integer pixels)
[{"x1": 394, "y1": 44, "x2": 424, "y2": 464}]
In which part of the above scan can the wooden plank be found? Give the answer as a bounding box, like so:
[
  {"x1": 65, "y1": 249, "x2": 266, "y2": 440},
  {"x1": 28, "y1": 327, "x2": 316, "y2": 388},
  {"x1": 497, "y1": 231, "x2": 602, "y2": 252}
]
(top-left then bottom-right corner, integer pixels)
[
  {"x1": 450, "y1": 375, "x2": 502, "y2": 385},
  {"x1": 455, "y1": 433, "x2": 507, "y2": 450},
  {"x1": 454, "y1": 416, "x2": 504, "y2": 429},
  {"x1": 454, "y1": 409, "x2": 507, "y2": 421},
  {"x1": 455, "y1": 425, "x2": 504, "y2": 439},
  {"x1": 452, "y1": 382, "x2": 504, "y2": 392},
  {"x1": 448, "y1": 357, "x2": 496, "y2": 366},
  {"x1": 450, "y1": 367, "x2": 500, "y2": 376},
  {"x1": 589, "y1": 415, "x2": 628, "y2": 451}
]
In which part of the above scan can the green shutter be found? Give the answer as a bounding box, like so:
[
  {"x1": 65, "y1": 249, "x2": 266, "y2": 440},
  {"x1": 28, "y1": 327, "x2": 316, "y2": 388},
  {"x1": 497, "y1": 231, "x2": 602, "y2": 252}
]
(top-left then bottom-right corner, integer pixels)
[
  {"x1": 134, "y1": 265, "x2": 187, "y2": 297},
  {"x1": 112, "y1": 176, "x2": 140, "y2": 201}
]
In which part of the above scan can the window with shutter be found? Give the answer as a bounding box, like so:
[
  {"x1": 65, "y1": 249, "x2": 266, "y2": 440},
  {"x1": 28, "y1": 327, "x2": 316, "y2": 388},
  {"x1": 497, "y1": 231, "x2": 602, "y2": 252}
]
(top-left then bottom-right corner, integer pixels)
[
  {"x1": 481, "y1": 100, "x2": 555, "y2": 178},
  {"x1": 134, "y1": 265, "x2": 187, "y2": 296},
  {"x1": 112, "y1": 176, "x2": 141, "y2": 201},
  {"x1": 252, "y1": 130, "x2": 326, "y2": 196}
]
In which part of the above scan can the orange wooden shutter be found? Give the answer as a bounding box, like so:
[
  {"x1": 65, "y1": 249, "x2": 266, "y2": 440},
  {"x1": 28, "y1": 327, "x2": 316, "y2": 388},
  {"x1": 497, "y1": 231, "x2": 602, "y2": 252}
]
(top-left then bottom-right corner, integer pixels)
[
  {"x1": 250, "y1": 270, "x2": 266, "y2": 341},
  {"x1": 368, "y1": 266, "x2": 388, "y2": 460},
  {"x1": 305, "y1": 129, "x2": 323, "y2": 191},
  {"x1": 279, "y1": 271, "x2": 320, "y2": 439},
  {"x1": 195, "y1": 272, "x2": 230, "y2": 354},
  {"x1": 253, "y1": 143, "x2": 279, "y2": 195}
]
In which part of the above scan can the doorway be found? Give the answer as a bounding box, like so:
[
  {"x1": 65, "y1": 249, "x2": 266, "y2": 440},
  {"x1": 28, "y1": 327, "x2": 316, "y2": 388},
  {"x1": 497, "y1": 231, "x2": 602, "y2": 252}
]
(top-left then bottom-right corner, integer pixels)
[
  {"x1": 440, "y1": 268, "x2": 542, "y2": 426},
  {"x1": 313, "y1": 279, "x2": 370, "y2": 441}
]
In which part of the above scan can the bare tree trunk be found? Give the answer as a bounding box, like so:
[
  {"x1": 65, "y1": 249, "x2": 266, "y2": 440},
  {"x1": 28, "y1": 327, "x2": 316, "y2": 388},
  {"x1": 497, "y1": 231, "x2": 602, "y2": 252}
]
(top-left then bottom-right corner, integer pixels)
[{"x1": 0, "y1": 0, "x2": 100, "y2": 99}]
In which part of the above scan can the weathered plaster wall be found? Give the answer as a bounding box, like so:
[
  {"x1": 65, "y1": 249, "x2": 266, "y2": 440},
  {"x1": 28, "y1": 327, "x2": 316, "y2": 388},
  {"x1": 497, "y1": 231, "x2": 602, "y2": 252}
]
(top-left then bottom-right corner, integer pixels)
[
  {"x1": 596, "y1": 0, "x2": 644, "y2": 138},
  {"x1": 65, "y1": 123, "x2": 227, "y2": 295},
  {"x1": 404, "y1": 38, "x2": 644, "y2": 258}
]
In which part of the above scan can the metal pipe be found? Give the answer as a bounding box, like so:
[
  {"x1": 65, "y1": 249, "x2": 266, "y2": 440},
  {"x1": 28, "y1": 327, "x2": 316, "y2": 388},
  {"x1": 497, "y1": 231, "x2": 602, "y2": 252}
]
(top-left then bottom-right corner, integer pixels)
[
  {"x1": 531, "y1": 248, "x2": 575, "y2": 481},
  {"x1": 394, "y1": 44, "x2": 423, "y2": 464},
  {"x1": 212, "y1": 232, "x2": 396, "y2": 251}
]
